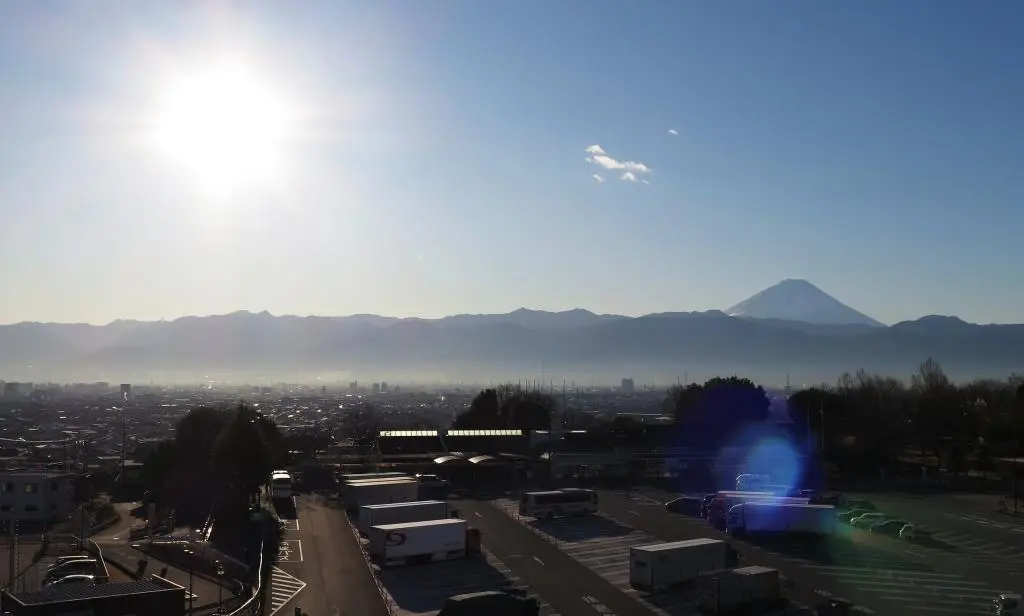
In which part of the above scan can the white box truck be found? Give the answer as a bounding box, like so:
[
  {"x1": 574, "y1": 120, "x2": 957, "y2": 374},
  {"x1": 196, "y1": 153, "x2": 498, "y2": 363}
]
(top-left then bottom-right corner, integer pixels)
[
  {"x1": 345, "y1": 479, "x2": 420, "y2": 510},
  {"x1": 359, "y1": 500, "x2": 452, "y2": 534},
  {"x1": 629, "y1": 538, "x2": 738, "y2": 592},
  {"x1": 696, "y1": 566, "x2": 783, "y2": 614},
  {"x1": 368, "y1": 518, "x2": 468, "y2": 566},
  {"x1": 726, "y1": 502, "x2": 836, "y2": 537},
  {"x1": 340, "y1": 472, "x2": 408, "y2": 482}
]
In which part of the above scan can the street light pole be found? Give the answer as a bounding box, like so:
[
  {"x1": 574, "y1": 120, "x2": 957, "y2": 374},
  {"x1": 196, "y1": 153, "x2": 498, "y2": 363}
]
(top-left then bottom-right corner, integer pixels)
[
  {"x1": 216, "y1": 560, "x2": 225, "y2": 613},
  {"x1": 183, "y1": 548, "x2": 194, "y2": 613}
]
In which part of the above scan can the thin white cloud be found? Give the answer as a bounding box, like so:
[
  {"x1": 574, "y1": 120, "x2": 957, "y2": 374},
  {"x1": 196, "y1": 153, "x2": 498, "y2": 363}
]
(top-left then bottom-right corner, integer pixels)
[
  {"x1": 668, "y1": 129, "x2": 678, "y2": 136},
  {"x1": 585, "y1": 144, "x2": 652, "y2": 181},
  {"x1": 641, "y1": 179, "x2": 650, "y2": 185},
  {"x1": 591, "y1": 174, "x2": 605, "y2": 184}
]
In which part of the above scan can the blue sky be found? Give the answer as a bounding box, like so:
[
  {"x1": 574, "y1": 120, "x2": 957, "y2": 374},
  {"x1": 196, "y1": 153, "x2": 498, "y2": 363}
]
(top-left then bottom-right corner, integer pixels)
[{"x1": 1, "y1": 1, "x2": 1021, "y2": 325}]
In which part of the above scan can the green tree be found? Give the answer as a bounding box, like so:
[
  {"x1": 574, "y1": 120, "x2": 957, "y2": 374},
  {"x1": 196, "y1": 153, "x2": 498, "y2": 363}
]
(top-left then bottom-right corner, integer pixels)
[
  {"x1": 454, "y1": 386, "x2": 555, "y2": 430},
  {"x1": 140, "y1": 439, "x2": 177, "y2": 500},
  {"x1": 175, "y1": 406, "x2": 231, "y2": 471},
  {"x1": 664, "y1": 377, "x2": 769, "y2": 443},
  {"x1": 212, "y1": 402, "x2": 283, "y2": 502}
]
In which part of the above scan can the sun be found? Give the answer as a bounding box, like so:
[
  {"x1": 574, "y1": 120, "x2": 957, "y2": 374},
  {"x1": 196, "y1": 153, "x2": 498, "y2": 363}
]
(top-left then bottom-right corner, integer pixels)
[{"x1": 151, "y1": 61, "x2": 294, "y2": 197}]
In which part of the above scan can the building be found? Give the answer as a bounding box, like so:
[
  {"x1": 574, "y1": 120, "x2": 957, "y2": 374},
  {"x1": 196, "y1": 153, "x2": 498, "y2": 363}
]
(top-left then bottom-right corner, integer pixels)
[
  {"x1": 120, "y1": 383, "x2": 133, "y2": 402},
  {"x1": 0, "y1": 472, "x2": 75, "y2": 523},
  {"x1": 621, "y1": 378, "x2": 635, "y2": 393},
  {"x1": 2, "y1": 578, "x2": 185, "y2": 616}
]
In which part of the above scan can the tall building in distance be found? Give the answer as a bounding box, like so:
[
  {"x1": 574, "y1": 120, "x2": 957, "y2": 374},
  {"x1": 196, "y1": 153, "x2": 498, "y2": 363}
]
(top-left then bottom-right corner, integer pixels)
[
  {"x1": 120, "y1": 383, "x2": 133, "y2": 402},
  {"x1": 620, "y1": 378, "x2": 635, "y2": 393}
]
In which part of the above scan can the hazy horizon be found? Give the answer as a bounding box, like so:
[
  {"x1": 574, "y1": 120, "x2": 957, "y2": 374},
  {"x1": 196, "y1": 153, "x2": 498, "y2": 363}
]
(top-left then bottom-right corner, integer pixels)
[{"x1": 1, "y1": 2, "x2": 1022, "y2": 326}]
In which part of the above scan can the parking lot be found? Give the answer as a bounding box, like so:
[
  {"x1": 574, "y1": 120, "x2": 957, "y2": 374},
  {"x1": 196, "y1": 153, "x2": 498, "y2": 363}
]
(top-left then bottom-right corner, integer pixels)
[
  {"x1": 490, "y1": 498, "x2": 811, "y2": 616},
  {"x1": 376, "y1": 548, "x2": 559, "y2": 616},
  {"x1": 600, "y1": 487, "x2": 1022, "y2": 616}
]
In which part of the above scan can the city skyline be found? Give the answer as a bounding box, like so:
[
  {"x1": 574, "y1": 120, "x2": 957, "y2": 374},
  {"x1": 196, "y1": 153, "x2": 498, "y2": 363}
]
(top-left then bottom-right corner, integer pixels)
[{"x1": 1, "y1": 2, "x2": 1022, "y2": 326}]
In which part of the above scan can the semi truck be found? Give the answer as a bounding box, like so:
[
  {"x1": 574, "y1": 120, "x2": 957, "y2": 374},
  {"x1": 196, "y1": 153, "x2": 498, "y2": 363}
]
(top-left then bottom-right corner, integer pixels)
[
  {"x1": 696, "y1": 565, "x2": 784, "y2": 614},
  {"x1": 358, "y1": 500, "x2": 453, "y2": 534},
  {"x1": 726, "y1": 502, "x2": 836, "y2": 537},
  {"x1": 368, "y1": 518, "x2": 480, "y2": 567},
  {"x1": 706, "y1": 493, "x2": 811, "y2": 530},
  {"x1": 629, "y1": 538, "x2": 739, "y2": 592},
  {"x1": 343, "y1": 478, "x2": 420, "y2": 510}
]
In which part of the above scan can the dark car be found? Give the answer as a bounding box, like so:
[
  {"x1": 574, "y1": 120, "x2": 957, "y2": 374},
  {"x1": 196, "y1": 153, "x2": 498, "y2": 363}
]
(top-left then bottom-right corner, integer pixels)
[
  {"x1": 665, "y1": 496, "x2": 702, "y2": 516},
  {"x1": 869, "y1": 518, "x2": 909, "y2": 536}
]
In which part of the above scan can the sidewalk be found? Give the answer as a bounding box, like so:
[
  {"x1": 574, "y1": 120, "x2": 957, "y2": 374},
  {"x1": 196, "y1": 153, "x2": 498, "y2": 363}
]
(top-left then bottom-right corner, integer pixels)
[{"x1": 98, "y1": 541, "x2": 243, "y2": 615}]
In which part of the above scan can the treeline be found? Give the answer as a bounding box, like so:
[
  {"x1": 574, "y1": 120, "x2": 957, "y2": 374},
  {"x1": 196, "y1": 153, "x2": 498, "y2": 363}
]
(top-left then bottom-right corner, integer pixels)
[
  {"x1": 787, "y1": 358, "x2": 1024, "y2": 474},
  {"x1": 455, "y1": 359, "x2": 1023, "y2": 476}
]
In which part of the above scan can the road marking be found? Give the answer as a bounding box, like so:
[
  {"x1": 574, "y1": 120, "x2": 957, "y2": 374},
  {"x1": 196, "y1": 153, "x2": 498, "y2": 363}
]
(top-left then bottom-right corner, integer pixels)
[
  {"x1": 278, "y1": 539, "x2": 303, "y2": 562},
  {"x1": 474, "y1": 512, "x2": 482, "y2": 518},
  {"x1": 532, "y1": 555, "x2": 544, "y2": 566},
  {"x1": 281, "y1": 519, "x2": 300, "y2": 532},
  {"x1": 627, "y1": 510, "x2": 639, "y2": 516},
  {"x1": 269, "y1": 566, "x2": 307, "y2": 616}
]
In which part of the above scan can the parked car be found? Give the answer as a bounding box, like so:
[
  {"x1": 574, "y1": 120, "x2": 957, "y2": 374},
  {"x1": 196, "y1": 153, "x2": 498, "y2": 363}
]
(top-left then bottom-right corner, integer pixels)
[
  {"x1": 838, "y1": 508, "x2": 872, "y2": 524},
  {"x1": 44, "y1": 559, "x2": 98, "y2": 581},
  {"x1": 869, "y1": 519, "x2": 909, "y2": 536},
  {"x1": 850, "y1": 513, "x2": 886, "y2": 529},
  {"x1": 665, "y1": 496, "x2": 702, "y2": 516},
  {"x1": 842, "y1": 498, "x2": 876, "y2": 511},
  {"x1": 44, "y1": 574, "x2": 96, "y2": 587},
  {"x1": 899, "y1": 524, "x2": 930, "y2": 542},
  {"x1": 47, "y1": 555, "x2": 93, "y2": 571}
]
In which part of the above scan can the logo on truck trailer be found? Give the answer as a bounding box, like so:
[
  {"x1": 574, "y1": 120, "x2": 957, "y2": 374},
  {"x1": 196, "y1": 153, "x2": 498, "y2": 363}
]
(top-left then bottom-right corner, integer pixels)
[{"x1": 385, "y1": 531, "x2": 408, "y2": 546}]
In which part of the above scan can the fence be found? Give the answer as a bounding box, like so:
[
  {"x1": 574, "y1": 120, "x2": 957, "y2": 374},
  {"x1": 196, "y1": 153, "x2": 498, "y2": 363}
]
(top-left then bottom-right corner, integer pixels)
[{"x1": 226, "y1": 537, "x2": 265, "y2": 616}]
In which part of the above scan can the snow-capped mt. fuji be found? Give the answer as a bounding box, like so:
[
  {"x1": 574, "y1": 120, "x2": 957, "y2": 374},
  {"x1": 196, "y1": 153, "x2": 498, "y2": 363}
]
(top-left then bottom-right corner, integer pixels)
[{"x1": 726, "y1": 279, "x2": 885, "y2": 327}]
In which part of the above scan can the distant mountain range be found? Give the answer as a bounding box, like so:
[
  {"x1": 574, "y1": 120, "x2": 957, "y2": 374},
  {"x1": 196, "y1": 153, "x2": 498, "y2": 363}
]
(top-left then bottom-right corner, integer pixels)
[{"x1": 2, "y1": 280, "x2": 1023, "y2": 384}]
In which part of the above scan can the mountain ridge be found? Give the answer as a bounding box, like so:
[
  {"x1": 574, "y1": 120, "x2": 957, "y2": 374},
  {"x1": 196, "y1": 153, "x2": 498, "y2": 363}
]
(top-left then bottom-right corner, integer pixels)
[{"x1": 2, "y1": 280, "x2": 1022, "y2": 383}]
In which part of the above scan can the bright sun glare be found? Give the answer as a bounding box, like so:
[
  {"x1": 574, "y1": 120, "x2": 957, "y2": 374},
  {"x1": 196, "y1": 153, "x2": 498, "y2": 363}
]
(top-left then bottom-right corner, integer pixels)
[{"x1": 151, "y1": 61, "x2": 293, "y2": 197}]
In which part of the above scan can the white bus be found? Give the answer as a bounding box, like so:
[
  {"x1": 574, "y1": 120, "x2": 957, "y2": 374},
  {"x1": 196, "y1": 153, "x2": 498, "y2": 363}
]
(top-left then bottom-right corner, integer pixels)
[
  {"x1": 519, "y1": 488, "x2": 598, "y2": 519},
  {"x1": 270, "y1": 471, "x2": 294, "y2": 499}
]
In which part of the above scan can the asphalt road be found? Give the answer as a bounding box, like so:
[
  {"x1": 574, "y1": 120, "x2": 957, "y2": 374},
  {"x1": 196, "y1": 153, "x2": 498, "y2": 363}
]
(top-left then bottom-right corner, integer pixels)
[
  {"x1": 453, "y1": 498, "x2": 664, "y2": 616},
  {"x1": 600, "y1": 489, "x2": 1019, "y2": 616},
  {"x1": 278, "y1": 495, "x2": 390, "y2": 616}
]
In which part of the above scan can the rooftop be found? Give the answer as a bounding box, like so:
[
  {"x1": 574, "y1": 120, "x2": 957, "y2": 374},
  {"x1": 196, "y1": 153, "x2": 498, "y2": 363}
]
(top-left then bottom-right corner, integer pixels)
[{"x1": 9, "y1": 579, "x2": 179, "y2": 606}]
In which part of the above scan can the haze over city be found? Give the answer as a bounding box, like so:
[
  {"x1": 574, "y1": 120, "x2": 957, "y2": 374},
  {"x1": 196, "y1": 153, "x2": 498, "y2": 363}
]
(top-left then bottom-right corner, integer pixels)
[{"x1": 2, "y1": 1, "x2": 1023, "y2": 327}]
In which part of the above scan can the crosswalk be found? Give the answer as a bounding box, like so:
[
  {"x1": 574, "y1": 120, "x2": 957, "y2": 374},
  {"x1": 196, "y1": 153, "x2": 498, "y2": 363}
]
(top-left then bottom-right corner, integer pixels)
[
  {"x1": 269, "y1": 566, "x2": 307, "y2": 616},
  {"x1": 377, "y1": 547, "x2": 559, "y2": 616}
]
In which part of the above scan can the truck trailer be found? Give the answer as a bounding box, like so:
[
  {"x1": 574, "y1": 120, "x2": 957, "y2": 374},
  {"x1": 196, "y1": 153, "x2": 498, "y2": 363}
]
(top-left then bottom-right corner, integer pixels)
[
  {"x1": 629, "y1": 538, "x2": 738, "y2": 592},
  {"x1": 707, "y1": 493, "x2": 811, "y2": 530},
  {"x1": 344, "y1": 478, "x2": 420, "y2": 510},
  {"x1": 368, "y1": 518, "x2": 471, "y2": 567},
  {"x1": 726, "y1": 502, "x2": 836, "y2": 537},
  {"x1": 359, "y1": 500, "x2": 453, "y2": 534},
  {"x1": 339, "y1": 472, "x2": 408, "y2": 483},
  {"x1": 696, "y1": 565, "x2": 783, "y2": 614}
]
